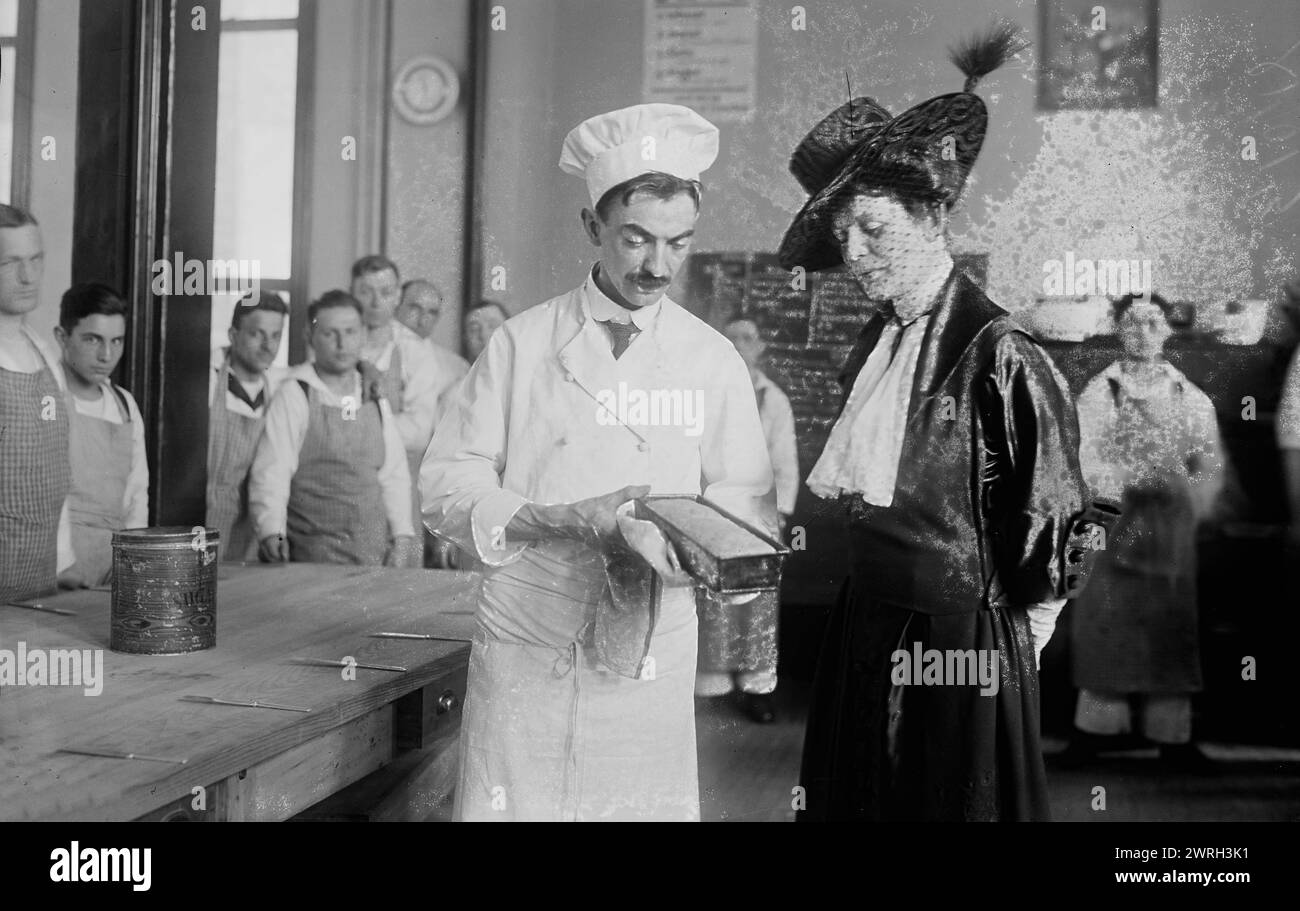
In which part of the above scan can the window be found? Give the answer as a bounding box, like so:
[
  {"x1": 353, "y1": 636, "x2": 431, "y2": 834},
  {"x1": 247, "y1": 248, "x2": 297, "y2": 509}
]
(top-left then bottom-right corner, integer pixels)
[
  {"x1": 211, "y1": 0, "x2": 306, "y2": 366},
  {"x1": 0, "y1": 0, "x2": 32, "y2": 205}
]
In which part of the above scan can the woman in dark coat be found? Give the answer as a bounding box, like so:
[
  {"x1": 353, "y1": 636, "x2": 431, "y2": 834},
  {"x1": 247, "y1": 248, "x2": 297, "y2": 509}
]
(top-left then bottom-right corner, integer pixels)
[{"x1": 779, "y1": 25, "x2": 1099, "y2": 821}]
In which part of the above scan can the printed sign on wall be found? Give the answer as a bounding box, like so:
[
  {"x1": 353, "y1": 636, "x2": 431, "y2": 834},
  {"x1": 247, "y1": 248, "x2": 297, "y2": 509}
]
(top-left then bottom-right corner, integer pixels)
[{"x1": 643, "y1": 0, "x2": 758, "y2": 123}]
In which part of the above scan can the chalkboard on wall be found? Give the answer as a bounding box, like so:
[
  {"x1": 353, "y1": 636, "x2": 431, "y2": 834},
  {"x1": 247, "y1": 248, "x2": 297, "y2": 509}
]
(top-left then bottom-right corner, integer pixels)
[{"x1": 681, "y1": 252, "x2": 989, "y2": 478}]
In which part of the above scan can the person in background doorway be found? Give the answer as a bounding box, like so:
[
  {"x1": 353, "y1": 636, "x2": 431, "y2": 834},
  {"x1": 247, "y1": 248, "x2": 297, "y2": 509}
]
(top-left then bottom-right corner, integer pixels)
[
  {"x1": 54, "y1": 283, "x2": 148, "y2": 586},
  {"x1": 1067, "y1": 293, "x2": 1226, "y2": 770},
  {"x1": 350, "y1": 256, "x2": 447, "y2": 565},
  {"x1": 692, "y1": 315, "x2": 800, "y2": 723},
  {"x1": 463, "y1": 299, "x2": 508, "y2": 364},
  {"x1": 398, "y1": 278, "x2": 472, "y2": 568},
  {"x1": 724, "y1": 317, "x2": 799, "y2": 526},
  {"x1": 397, "y1": 278, "x2": 470, "y2": 424},
  {"x1": 0, "y1": 204, "x2": 74, "y2": 601},
  {"x1": 208, "y1": 291, "x2": 288, "y2": 562},
  {"x1": 249, "y1": 290, "x2": 418, "y2": 567}
]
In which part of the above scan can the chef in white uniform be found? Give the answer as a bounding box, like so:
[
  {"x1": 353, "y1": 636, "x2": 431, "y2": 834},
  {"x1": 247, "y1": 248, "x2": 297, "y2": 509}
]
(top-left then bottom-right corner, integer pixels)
[{"x1": 422, "y1": 103, "x2": 775, "y2": 821}]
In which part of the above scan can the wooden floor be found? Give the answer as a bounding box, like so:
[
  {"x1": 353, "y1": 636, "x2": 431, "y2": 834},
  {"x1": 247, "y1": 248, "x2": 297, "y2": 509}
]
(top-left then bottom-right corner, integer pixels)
[{"x1": 695, "y1": 680, "x2": 1300, "y2": 822}]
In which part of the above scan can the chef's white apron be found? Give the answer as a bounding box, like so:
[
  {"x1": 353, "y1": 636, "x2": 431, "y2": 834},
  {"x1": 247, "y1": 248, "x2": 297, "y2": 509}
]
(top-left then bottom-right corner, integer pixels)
[{"x1": 454, "y1": 540, "x2": 700, "y2": 822}]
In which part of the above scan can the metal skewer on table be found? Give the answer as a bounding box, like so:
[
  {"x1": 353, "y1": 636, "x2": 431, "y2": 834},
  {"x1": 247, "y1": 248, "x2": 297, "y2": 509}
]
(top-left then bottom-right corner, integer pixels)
[
  {"x1": 294, "y1": 657, "x2": 409, "y2": 673},
  {"x1": 180, "y1": 695, "x2": 311, "y2": 712},
  {"x1": 2, "y1": 600, "x2": 77, "y2": 617},
  {"x1": 368, "y1": 631, "x2": 465, "y2": 642},
  {"x1": 57, "y1": 747, "x2": 188, "y2": 765}
]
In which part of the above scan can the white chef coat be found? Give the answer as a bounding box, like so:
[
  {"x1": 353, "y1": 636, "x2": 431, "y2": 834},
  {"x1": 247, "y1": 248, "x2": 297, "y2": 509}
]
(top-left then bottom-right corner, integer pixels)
[
  {"x1": 753, "y1": 369, "x2": 799, "y2": 515},
  {"x1": 68, "y1": 377, "x2": 149, "y2": 529},
  {"x1": 0, "y1": 324, "x2": 74, "y2": 572},
  {"x1": 248, "y1": 362, "x2": 414, "y2": 542},
  {"x1": 421, "y1": 267, "x2": 774, "y2": 820}
]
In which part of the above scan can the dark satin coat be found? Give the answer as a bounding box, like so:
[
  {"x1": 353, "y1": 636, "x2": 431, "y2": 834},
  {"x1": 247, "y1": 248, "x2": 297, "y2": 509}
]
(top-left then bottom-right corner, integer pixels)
[{"x1": 799, "y1": 268, "x2": 1091, "y2": 821}]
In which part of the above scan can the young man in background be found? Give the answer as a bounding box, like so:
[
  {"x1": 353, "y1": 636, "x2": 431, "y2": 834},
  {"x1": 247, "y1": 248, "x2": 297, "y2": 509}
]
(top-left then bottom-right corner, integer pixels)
[{"x1": 55, "y1": 283, "x2": 148, "y2": 586}]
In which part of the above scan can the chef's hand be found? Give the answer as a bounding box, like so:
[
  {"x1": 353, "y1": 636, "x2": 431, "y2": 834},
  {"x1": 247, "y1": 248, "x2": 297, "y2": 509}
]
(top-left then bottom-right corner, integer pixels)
[
  {"x1": 259, "y1": 533, "x2": 290, "y2": 563},
  {"x1": 507, "y1": 485, "x2": 651, "y2": 548},
  {"x1": 614, "y1": 503, "x2": 694, "y2": 586},
  {"x1": 57, "y1": 565, "x2": 90, "y2": 590},
  {"x1": 568, "y1": 485, "x2": 652, "y2": 547},
  {"x1": 385, "y1": 534, "x2": 420, "y2": 568}
]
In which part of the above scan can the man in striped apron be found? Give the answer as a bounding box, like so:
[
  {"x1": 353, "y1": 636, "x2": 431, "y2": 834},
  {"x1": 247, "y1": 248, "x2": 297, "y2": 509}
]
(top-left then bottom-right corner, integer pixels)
[
  {"x1": 207, "y1": 292, "x2": 287, "y2": 562},
  {"x1": 0, "y1": 205, "x2": 72, "y2": 601},
  {"x1": 55, "y1": 283, "x2": 149, "y2": 586}
]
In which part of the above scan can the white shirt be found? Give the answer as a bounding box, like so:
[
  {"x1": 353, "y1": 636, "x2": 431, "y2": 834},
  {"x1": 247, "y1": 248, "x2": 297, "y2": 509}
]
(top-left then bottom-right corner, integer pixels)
[
  {"x1": 1076, "y1": 359, "x2": 1225, "y2": 518},
  {"x1": 208, "y1": 346, "x2": 287, "y2": 418},
  {"x1": 359, "y1": 320, "x2": 449, "y2": 456},
  {"x1": 248, "y1": 362, "x2": 415, "y2": 542},
  {"x1": 68, "y1": 376, "x2": 150, "y2": 529},
  {"x1": 0, "y1": 324, "x2": 74, "y2": 573},
  {"x1": 753, "y1": 370, "x2": 799, "y2": 515},
  {"x1": 425, "y1": 338, "x2": 471, "y2": 428}
]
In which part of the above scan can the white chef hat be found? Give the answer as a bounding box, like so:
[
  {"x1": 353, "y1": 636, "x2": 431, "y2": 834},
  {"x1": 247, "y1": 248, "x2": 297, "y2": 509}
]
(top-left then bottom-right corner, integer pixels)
[{"x1": 559, "y1": 103, "x2": 720, "y2": 208}]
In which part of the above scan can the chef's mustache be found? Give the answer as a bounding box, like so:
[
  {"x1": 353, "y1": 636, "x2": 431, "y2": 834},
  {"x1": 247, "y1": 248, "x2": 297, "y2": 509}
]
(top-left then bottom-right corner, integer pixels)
[{"x1": 628, "y1": 272, "x2": 669, "y2": 288}]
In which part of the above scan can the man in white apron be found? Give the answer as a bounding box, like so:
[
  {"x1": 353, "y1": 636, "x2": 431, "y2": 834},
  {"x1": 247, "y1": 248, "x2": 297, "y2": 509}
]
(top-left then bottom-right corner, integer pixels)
[
  {"x1": 249, "y1": 291, "x2": 419, "y2": 567},
  {"x1": 350, "y1": 256, "x2": 448, "y2": 565},
  {"x1": 207, "y1": 291, "x2": 287, "y2": 562},
  {"x1": 0, "y1": 205, "x2": 74, "y2": 600},
  {"x1": 54, "y1": 284, "x2": 149, "y2": 586},
  {"x1": 422, "y1": 104, "x2": 775, "y2": 821}
]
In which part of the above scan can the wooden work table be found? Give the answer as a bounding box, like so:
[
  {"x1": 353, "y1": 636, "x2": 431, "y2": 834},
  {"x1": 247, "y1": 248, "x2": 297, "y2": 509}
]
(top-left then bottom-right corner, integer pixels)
[{"x1": 0, "y1": 564, "x2": 478, "y2": 821}]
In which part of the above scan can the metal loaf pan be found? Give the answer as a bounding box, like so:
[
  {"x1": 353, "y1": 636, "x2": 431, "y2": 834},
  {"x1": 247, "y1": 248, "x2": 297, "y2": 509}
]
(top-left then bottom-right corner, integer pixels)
[{"x1": 633, "y1": 495, "x2": 791, "y2": 594}]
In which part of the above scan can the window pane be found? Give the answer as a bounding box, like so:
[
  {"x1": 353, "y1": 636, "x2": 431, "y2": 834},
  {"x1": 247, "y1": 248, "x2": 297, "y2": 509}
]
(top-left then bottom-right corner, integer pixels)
[
  {"x1": 0, "y1": 46, "x2": 14, "y2": 202},
  {"x1": 222, "y1": 0, "x2": 298, "y2": 21},
  {"x1": 0, "y1": 0, "x2": 17, "y2": 37},
  {"x1": 213, "y1": 29, "x2": 296, "y2": 278}
]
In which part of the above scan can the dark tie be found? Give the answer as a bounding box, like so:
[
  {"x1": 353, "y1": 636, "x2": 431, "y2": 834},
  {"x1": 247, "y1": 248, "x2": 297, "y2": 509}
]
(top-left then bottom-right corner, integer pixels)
[
  {"x1": 228, "y1": 372, "x2": 265, "y2": 411},
  {"x1": 601, "y1": 319, "x2": 639, "y2": 359}
]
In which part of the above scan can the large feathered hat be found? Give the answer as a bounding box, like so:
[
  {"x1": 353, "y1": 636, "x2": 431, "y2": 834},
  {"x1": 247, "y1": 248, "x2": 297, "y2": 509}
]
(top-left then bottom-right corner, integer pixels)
[{"x1": 778, "y1": 23, "x2": 1029, "y2": 272}]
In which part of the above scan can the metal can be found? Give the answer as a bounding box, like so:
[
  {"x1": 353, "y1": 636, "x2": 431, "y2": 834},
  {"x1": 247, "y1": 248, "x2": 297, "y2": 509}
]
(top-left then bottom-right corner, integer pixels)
[{"x1": 110, "y1": 526, "x2": 218, "y2": 655}]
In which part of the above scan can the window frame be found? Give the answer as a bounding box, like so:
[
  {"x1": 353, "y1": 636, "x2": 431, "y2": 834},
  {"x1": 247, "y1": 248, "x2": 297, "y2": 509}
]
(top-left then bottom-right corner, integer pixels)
[
  {"x1": 215, "y1": 0, "x2": 315, "y2": 362},
  {"x1": 6, "y1": 0, "x2": 35, "y2": 207}
]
